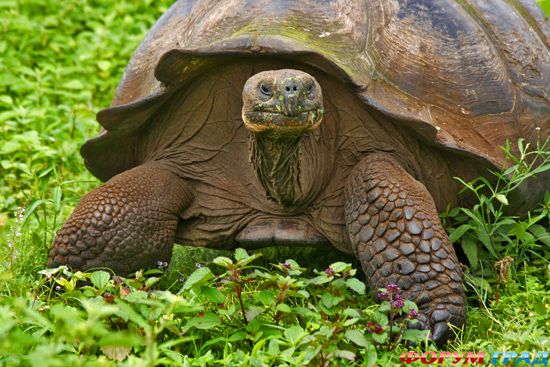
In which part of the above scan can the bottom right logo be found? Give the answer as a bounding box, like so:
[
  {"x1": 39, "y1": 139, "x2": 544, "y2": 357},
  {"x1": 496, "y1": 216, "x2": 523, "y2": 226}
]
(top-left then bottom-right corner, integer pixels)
[{"x1": 400, "y1": 351, "x2": 548, "y2": 365}]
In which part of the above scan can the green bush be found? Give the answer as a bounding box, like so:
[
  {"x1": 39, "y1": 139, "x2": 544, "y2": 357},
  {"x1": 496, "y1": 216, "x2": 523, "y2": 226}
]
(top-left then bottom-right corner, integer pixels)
[{"x1": 1, "y1": 250, "x2": 430, "y2": 366}]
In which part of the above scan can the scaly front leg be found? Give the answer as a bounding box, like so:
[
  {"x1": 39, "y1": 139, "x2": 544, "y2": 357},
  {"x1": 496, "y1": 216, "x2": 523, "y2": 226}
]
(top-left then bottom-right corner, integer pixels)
[
  {"x1": 48, "y1": 163, "x2": 193, "y2": 274},
  {"x1": 345, "y1": 153, "x2": 465, "y2": 345}
]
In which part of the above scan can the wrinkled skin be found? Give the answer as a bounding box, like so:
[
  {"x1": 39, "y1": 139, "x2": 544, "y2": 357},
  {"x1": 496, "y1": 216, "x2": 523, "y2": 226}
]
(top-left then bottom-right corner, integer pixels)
[{"x1": 50, "y1": 67, "x2": 468, "y2": 345}]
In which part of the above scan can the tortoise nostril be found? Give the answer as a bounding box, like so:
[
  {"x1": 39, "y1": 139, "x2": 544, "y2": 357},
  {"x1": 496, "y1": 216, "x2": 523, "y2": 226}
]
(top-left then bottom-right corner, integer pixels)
[{"x1": 282, "y1": 79, "x2": 301, "y2": 97}]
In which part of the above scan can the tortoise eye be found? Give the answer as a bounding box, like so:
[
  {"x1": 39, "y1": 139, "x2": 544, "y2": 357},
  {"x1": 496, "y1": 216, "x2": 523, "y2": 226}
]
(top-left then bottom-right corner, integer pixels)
[
  {"x1": 306, "y1": 83, "x2": 315, "y2": 98},
  {"x1": 259, "y1": 83, "x2": 273, "y2": 97}
]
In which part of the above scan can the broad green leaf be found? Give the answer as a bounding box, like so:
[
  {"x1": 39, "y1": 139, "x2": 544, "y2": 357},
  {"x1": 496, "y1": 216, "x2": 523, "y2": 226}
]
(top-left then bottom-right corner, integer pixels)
[
  {"x1": 342, "y1": 308, "x2": 362, "y2": 318},
  {"x1": 284, "y1": 325, "x2": 306, "y2": 345},
  {"x1": 346, "y1": 278, "x2": 366, "y2": 295},
  {"x1": 276, "y1": 303, "x2": 292, "y2": 313},
  {"x1": 268, "y1": 338, "x2": 280, "y2": 356},
  {"x1": 90, "y1": 271, "x2": 110, "y2": 289},
  {"x1": 246, "y1": 319, "x2": 261, "y2": 333},
  {"x1": 461, "y1": 236, "x2": 479, "y2": 267},
  {"x1": 402, "y1": 329, "x2": 430, "y2": 343},
  {"x1": 97, "y1": 60, "x2": 111, "y2": 71},
  {"x1": 475, "y1": 228, "x2": 498, "y2": 258},
  {"x1": 114, "y1": 301, "x2": 149, "y2": 329},
  {"x1": 372, "y1": 311, "x2": 389, "y2": 327},
  {"x1": 185, "y1": 312, "x2": 220, "y2": 330},
  {"x1": 228, "y1": 331, "x2": 247, "y2": 342},
  {"x1": 162, "y1": 349, "x2": 185, "y2": 363},
  {"x1": 182, "y1": 267, "x2": 214, "y2": 290},
  {"x1": 212, "y1": 256, "x2": 233, "y2": 267},
  {"x1": 329, "y1": 262, "x2": 350, "y2": 273},
  {"x1": 199, "y1": 336, "x2": 226, "y2": 352},
  {"x1": 245, "y1": 306, "x2": 264, "y2": 322},
  {"x1": 253, "y1": 290, "x2": 276, "y2": 306},
  {"x1": 308, "y1": 275, "x2": 332, "y2": 285},
  {"x1": 528, "y1": 224, "x2": 550, "y2": 246},
  {"x1": 345, "y1": 329, "x2": 369, "y2": 347},
  {"x1": 0, "y1": 141, "x2": 21, "y2": 155},
  {"x1": 343, "y1": 318, "x2": 360, "y2": 326},
  {"x1": 124, "y1": 290, "x2": 148, "y2": 303},
  {"x1": 63, "y1": 80, "x2": 84, "y2": 89},
  {"x1": 364, "y1": 344, "x2": 378, "y2": 367},
  {"x1": 55, "y1": 277, "x2": 75, "y2": 291},
  {"x1": 144, "y1": 277, "x2": 160, "y2": 289},
  {"x1": 449, "y1": 224, "x2": 473, "y2": 243},
  {"x1": 98, "y1": 332, "x2": 142, "y2": 347},
  {"x1": 371, "y1": 332, "x2": 388, "y2": 344},
  {"x1": 321, "y1": 292, "x2": 343, "y2": 308},
  {"x1": 200, "y1": 286, "x2": 225, "y2": 304},
  {"x1": 293, "y1": 307, "x2": 319, "y2": 320},
  {"x1": 0, "y1": 95, "x2": 13, "y2": 105},
  {"x1": 234, "y1": 248, "x2": 249, "y2": 261}
]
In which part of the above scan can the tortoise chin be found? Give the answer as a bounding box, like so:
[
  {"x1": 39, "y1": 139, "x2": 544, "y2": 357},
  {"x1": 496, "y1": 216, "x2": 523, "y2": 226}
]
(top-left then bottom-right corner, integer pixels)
[{"x1": 242, "y1": 109, "x2": 324, "y2": 133}]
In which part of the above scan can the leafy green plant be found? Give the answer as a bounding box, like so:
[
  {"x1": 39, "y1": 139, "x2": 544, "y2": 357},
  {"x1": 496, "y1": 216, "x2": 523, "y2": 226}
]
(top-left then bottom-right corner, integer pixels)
[
  {"x1": 0, "y1": 249, "x2": 435, "y2": 366},
  {"x1": 442, "y1": 138, "x2": 550, "y2": 277},
  {"x1": 538, "y1": 0, "x2": 550, "y2": 17}
]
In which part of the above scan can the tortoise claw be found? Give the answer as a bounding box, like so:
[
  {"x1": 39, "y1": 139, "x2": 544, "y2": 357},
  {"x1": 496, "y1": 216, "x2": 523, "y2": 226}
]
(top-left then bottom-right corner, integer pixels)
[
  {"x1": 431, "y1": 321, "x2": 451, "y2": 345},
  {"x1": 407, "y1": 313, "x2": 428, "y2": 330},
  {"x1": 405, "y1": 307, "x2": 457, "y2": 346},
  {"x1": 410, "y1": 307, "x2": 457, "y2": 346}
]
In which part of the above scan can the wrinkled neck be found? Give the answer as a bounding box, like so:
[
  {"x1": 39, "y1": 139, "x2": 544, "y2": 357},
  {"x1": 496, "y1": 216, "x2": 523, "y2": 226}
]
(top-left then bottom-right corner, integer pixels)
[{"x1": 249, "y1": 131, "x2": 303, "y2": 207}]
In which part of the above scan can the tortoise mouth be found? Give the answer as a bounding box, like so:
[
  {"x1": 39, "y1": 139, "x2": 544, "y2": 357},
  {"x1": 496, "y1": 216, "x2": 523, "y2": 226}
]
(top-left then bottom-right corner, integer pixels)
[{"x1": 242, "y1": 109, "x2": 324, "y2": 133}]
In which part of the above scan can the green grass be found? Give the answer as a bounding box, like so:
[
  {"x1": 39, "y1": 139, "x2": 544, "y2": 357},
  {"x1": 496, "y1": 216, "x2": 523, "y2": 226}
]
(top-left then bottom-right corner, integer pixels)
[{"x1": 0, "y1": 1, "x2": 549, "y2": 366}]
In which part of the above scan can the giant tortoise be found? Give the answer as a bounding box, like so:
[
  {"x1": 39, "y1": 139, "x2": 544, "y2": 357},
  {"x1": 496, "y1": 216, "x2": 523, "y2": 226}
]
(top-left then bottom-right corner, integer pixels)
[{"x1": 48, "y1": 0, "x2": 550, "y2": 344}]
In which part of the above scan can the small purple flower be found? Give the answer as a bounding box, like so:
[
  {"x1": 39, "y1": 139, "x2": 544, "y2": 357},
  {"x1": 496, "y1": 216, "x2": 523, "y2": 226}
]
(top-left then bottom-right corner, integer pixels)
[
  {"x1": 282, "y1": 261, "x2": 291, "y2": 269},
  {"x1": 376, "y1": 292, "x2": 388, "y2": 299},
  {"x1": 325, "y1": 267, "x2": 335, "y2": 276},
  {"x1": 367, "y1": 321, "x2": 383, "y2": 334},
  {"x1": 391, "y1": 298, "x2": 405, "y2": 309},
  {"x1": 385, "y1": 283, "x2": 400, "y2": 293},
  {"x1": 195, "y1": 263, "x2": 202, "y2": 268},
  {"x1": 408, "y1": 308, "x2": 418, "y2": 319},
  {"x1": 391, "y1": 294, "x2": 405, "y2": 309}
]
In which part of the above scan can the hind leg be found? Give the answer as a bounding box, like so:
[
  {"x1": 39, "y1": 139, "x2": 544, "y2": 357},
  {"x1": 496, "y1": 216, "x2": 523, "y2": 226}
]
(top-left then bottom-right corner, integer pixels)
[
  {"x1": 48, "y1": 163, "x2": 193, "y2": 274},
  {"x1": 345, "y1": 153, "x2": 465, "y2": 345}
]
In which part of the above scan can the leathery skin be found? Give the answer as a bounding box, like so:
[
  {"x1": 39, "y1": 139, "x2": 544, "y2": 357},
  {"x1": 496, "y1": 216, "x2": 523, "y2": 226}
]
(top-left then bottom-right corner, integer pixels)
[
  {"x1": 345, "y1": 153, "x2": 466, "y2": 345},
  {"x1": 48, "y1": 164, "x2": 192, "y2": 274}
]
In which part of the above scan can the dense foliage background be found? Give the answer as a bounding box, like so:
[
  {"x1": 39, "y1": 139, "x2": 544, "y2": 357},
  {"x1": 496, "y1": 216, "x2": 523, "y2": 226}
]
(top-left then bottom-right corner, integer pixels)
[{"x1": 1, "y1": 1, "x2": 549, "y2": 366}]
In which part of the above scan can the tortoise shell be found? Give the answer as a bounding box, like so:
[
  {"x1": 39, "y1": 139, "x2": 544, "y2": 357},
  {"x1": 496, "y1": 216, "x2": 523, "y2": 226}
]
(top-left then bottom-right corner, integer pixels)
[{"x1": 84, "y1": 0, "x2": 549, "y2": 194}]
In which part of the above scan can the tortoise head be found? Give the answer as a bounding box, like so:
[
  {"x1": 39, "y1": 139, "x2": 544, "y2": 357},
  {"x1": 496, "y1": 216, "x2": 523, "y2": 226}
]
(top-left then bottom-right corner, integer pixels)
[{"x1": 242, "y1": 69, "x2": 324, "y2": 135}]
